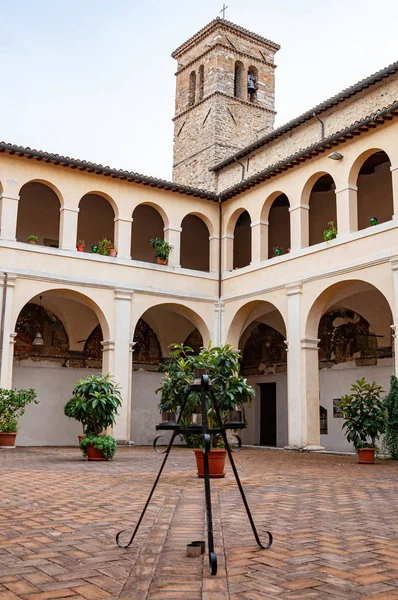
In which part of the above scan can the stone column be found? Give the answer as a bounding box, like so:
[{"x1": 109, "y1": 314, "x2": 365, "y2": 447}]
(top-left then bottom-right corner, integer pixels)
[
  {"x1": 209, "y1": 235, "x2": 220, "y2": 272},
  {"x1": 0, "y1": 275, "x2": 17, "y2": 388},
  {"x1": 286, "y1": 284, "x2": 304, "y2": 447},
  {"x1": 391, "y1": 260, "x2": 398, "y2": 375},
  {"x1": 289, "y1": 205, "x2": 309, "y2": 251},
  {"x1": 301, "y1": 337, "x2": 322, "y2": 450},
  {"x1": 251, "y1": 220, "x2": 268, "y2": 262},
  {"x1": 112, "y1": 289, "x2": 134, "y2": 441},
  {"x1": 222, "y1": 234, "x2": 234, "y2": 271},
  {"x1": 390, "y1": 165, "x2": 398, "y2": 220},
  {"x1": 114, "y1": 216, "x2": 133, "y2": 259},
  {"x1": 164, "y1": 226, "x2": 181, "y2": 267},
  {"x1": 101, "y1": 340, "x2": 115, "y2": 374},
  {"x1": 0, "y1": 192, "x2": 19, "y2": 241},
  {"x1": 335, "y1": 185, "x2": 358, "y2": 237},
  {"x1": 59, "y1": 207, "x2": 79, "y2": 251},
  {"x1": 212, "y1": 301, "x2": 225, "y2": 346}
]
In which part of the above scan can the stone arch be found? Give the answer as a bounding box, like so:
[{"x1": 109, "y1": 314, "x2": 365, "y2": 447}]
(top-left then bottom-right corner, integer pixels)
[
  {"x1": 354, "y1": 150, "x2": 393, "y2": 230},
  {"x1": 131, "y1": 203, "x2": 166, "y2": 263},
  {"x1": 180, "y1": 213, "x2": 210, "y2": 271},
  {"x1": 188, "y1": 70, "x2": 196, "y2": 106},
  {"x1": 78, "y1": 192, "x2": 116, "y2": 252},
  {"x1": 248, "y1": 65, "x2": 258, "y2": 102},
  {"x1": 226, "y1": 299, "x2": 287, "y2": 350},
  {"x1": 16, "y1": 181, "x2": 62, "y2": 246},
  {"x1": 302, "y1": 172, "x2": 337, "y2": 246}
]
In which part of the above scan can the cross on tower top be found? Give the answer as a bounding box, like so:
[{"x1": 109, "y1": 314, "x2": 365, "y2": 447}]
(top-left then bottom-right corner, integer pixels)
[{"x1": 220, "y1": 3, "x2": 228, "y2": 19}]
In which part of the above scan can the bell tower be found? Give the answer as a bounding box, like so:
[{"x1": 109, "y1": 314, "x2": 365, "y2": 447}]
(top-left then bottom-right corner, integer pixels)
[{"x1": 171, "y1": 18, "x2": 280, "y2": 191}]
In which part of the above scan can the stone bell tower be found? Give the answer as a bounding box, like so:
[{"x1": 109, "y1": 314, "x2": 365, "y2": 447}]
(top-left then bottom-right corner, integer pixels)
[{"x1": 171, "y1": 17, "x2": 280, "y2": 192}]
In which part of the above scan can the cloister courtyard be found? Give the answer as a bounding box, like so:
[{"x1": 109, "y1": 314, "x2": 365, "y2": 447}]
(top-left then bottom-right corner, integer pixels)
[{"x1": 1, "y1": 447, "x2": 398, "y2": 600}]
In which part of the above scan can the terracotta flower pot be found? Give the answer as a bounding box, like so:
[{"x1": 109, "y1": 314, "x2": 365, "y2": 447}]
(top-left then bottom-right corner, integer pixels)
[
  {"x1": 86, "y1": 443, "x2": 109, "y2": 461},
  {"x1": 194, "y1": 449, "x2": 226, "y2": 478},
  {"x1": 28, "y1": 239, "x2": 37, "y2": 245},
  {"x1": 78, "y1": 435, "x2": 86, "y2": 444},
  {"x1": 109, "y1": 248, "x2": 117, "y2": 257},
  {"x1": 358, "y1": 448, "x2": 375, "y2": 464},
  {"x1": 76, "y1": 245, "x2": 85, "y2": 252},
  {"x1": 0, "y1": 432, "x2": 17, "y2": 448},
  {"x1": 156, "y1": 257, "x2": 167, "y2": 265}
]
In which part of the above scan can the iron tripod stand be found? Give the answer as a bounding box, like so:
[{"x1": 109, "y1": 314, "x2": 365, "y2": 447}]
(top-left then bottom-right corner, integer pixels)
[{"x1": 116, "y1": 374, "x2": 273, "y2": 576}]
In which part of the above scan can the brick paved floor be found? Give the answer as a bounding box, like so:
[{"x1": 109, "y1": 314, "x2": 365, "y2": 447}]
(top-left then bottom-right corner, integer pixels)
[{"x1": 1, "y1": 447, "x2": 398, "y2": 600}]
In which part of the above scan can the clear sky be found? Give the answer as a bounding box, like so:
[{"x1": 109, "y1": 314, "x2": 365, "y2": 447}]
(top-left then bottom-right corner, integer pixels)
[{"x1": 1, "y1": 0, "x2": 397, "y2": 181}]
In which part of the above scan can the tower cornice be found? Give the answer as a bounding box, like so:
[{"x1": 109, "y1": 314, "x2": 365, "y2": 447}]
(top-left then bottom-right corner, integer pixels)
[{"x1": 173, "y1": 91, "x2": 276, "y2": 122}]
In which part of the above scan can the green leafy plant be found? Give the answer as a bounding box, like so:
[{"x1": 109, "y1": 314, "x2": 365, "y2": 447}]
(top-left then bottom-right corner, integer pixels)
[
  {"x1": 98, "y1": 238, "x2": 114, "y2": 256},
  {"x1": 0, "y1": 388, "x2": 38, "y2": 433},
  {"x1": 157, "y1": 343, "x2": 254, "y2": 448},
  {"x1": 79, "y1": 434, "x2": 117, "y2": 459},
  {"x1": 77, "y1": 239, "x2": 85, "y2": 246},
  {"x1": 339, "y1": 378, "x2": 386, "y2": 449},
  {"x1": 67, "y1": 374, "x2": 122, "y2": 437},
  {"x1": 273, "y1": 246, "x2": 282, "y2": 256},
  {"x1": 150, "y1": 238, "x2": 174, "y2": 262},
  {"x1": 384, "y1": 375, "x2": 398, "y2": 459},
  {"x1": 322, "y1": 221, "x2": 337, "y2": 241},
  {"x1": 28, "y1": 235, "x2": 39, "y2": 242}
]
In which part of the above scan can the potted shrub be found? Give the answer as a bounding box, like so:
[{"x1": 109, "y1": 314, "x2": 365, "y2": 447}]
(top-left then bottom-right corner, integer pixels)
[
  {"x1": 0, "y1": 388, "x2": 38, "y2": 447},
  {"x1": 384, "y1": 375, "x2": 398, "y2": 460},
  {"x1": 322, "y1": 221, "x2": 337, "y2": 241},
  {"x1": 28, "y1": 235, "x2": 39, "y2": 245},
  {"x1": 369, "y1": 216, "x2": 378, "y2": 226},
  {"x1": 157, "y1": 343, "x2": 254, "y2": 477},
  {"x1": 273, "y1": 246, "x2": 282, "y2": 257},
  {"x1": 150, "y1": 238, "x2": 173, "y2": 265},
  {"x1": 98, "y1": 238, "x2": 114, "y2": 256},
  {"x1": 76, "y1": 239, "x2": 85, "y2": 252},
  {"x1": 67, "y1": 374, "x2": 122, "y2": 460},
  {"x1": 339, "y1": 377, "x2": 386, "y2": 464}
]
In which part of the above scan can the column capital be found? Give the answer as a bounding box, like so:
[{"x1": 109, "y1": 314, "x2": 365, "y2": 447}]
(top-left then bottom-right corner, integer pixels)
[
  {"x1": 391, "y1": 324, "x2": 396, "y2": 338},
  {"x1": 9, "y1": 332, "x2": 17, "y2": 345},
  {"x1": 391, "y1": 258, "x2": 398, "y2": 271},
  {"x1": 250, "y1": 220, "x2": 269, "y2": 227},
  {"x1": 286, "y1": 283, "x2": 302, "y2": 296},
  {"x1": 222, "y1": 233, "x2": 234, "y2": 240},
  {"x1": 60, "y1": 206, "x2": 79, "y2": 213},
  {"x1": 114, "y1": 216, "x2": 133, "y2": 223},
  {"x1": 0, "y1": 274, "x2": 17, "y2": 288},
  {"x1": 163, "y1": 226, "x2": 182, "y2": 233},
  {"x1": 390, "y1": 165, "x2": 398, "y2": 172},
  {"x1": 101, "y1": 340, "x2": 115, "y2": 352},
  {"x1": 301, "y1": 338, "x2": 319, "y2": 350},
  {"x1": 335, "y1": 185, "x2": 358, "y2": 194},
  {"x1": 114, "y1": 288, "x2": 134, "y2": 301},
  {"x1": 0, "y1": 192, "x2": 19, "y2": 201},
  {"x1": 209, "y1": 235, "x2": 220, "y2": 241},
  {"x1": 129, "y1": 341, "x2": 137, "y2": 352},
  {"x1": 214, "y1": 301, "x2": 225, "y2": 313},
  {"x1": 289, "y1": 204, "x2": 309, "y2": 213}
]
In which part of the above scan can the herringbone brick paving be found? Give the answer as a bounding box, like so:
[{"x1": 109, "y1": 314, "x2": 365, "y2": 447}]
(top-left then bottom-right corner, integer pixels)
[{"x1": 0, "y1": 447, "x2": 397, "y2": 599}]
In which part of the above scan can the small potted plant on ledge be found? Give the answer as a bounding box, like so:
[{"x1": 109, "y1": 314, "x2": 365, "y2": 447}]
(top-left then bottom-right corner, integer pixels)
[
  {"x1": 273, "y1": 246, "x2": 282, "y2": 257},
  {"x1": 369, "y1": 216, "x2": 378, "y2": 226},
  {"x1": 157, "y1": 343, "x2": 254, "y2": 478},
  {"x1": 150, "y1": 238, "x2": 173, "y2": 265},
  {"x1": 76, "y1": 239, "x2": 85, "y2": 252},
  {"x1": 28, "y1": 235, "x2": 39, "y2": 245},
  {"x1": 0, "y1": 388, "x2": 38, "y2": 448},
  {"x1": 339, "y1": 377, "x2": 386, "y2": 464},
  {"x1": 66, "y1": 374, "x2": 122, "y2": 460},
  {"x1": 322, "y1": 221, "x2": 337, "y2": 241},
  {"x1": 98, "y1": 238, "x2": 115, "y2": 256}
]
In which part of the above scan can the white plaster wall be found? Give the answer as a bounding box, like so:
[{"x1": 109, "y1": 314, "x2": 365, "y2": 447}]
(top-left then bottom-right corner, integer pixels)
[
  {"x1": 131, "y1": 370, "x2": 163, "y2": 445},
  {"x1": 319, "y1": 361, "x2": 393, "y2": 452},
  {"x1": 242, "y1": 373, "x2": 288, "y2": 447},
  {"x1": 13, "y1": 364, "x2": 99, "y2": 446}
]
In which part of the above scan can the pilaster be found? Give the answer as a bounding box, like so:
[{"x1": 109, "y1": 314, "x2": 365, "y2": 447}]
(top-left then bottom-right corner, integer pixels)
[
  {"x1": 59, "y1": 207, "x2": 79, "y2": 251},
  {"x1": 289, "y1": 205, "x2": 309, "y2": 251},
  {"x1": 209, "y1": 235, "x2": 220, "y2": 273},
  {"x1": 0, "y1": 275, "x2": 17, "y2": 388},
  {"x1": 251, "y1": 220, "x2": 268, "y2": 262},
  {"x1": 0, "y1": 193, "x2": 19, "y2": 241},
  {"x1": 222, "y1": 234, "x2": 234, "y2": 271},
  {"x1": 213, "y1": 301, "x2": 225, "y2": 346},
  {"x1": 164, "y1": 226, "x2": 181, "y2": 267},
  {"x1": 390, "y1": 165, "x2": 398, "y2": 220},
  {"x1": 335, "y1": 185, "x2": 358, "y2": 237},
  {"x1": 114, "y1": 216, "x2": 133, "y2": 259},
  {"x1": 286, "y1": 283, "x2": 303, "y2": 447}
]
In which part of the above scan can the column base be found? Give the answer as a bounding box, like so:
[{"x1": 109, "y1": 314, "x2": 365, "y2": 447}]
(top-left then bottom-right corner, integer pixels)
[
  {"x1": 116, "y1": 440, "x2": 135, "y2": 446},
  {"x1": 302, "y1": 445, "x2": 325, "y2": 452}
]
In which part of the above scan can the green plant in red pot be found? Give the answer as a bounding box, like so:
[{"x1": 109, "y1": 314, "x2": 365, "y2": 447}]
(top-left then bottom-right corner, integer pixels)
[
  {"x1": 157, "y1": 343, "x2": 254, "y2": 478},
  {"x1": 0, "y1": 388, "x2": 38, "y2": 448},
  {"x1": 339, "y1": 378, "x2": 386, "y2": 464},
  {"x1": 68, "y1": 374, "x2": 122, "y2": 460}
]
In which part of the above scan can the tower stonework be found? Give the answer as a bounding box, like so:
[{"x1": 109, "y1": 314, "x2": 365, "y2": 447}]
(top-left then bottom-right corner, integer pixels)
[{"x1": 171, "y1": 18, "x2": 280, "y2": 192}]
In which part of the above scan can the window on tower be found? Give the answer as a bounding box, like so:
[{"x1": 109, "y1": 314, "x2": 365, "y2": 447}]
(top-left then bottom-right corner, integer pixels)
[
  {"x1": 198, "y1": 65, "x2": 204, "y2": 101},
  {"x1": 188, "y1": 71, "x2": 196, "y2": 106},
  {"x1": 248, "y1": 66, "x2": 258, "y2": 102},
  {"x1": 234, "y1": 61, "x2": 245, "y2": 100}
]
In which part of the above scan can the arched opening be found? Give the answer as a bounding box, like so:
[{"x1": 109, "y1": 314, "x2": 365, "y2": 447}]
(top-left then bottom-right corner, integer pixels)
[
  {"x1": 308, "y1": 174, "x2": 336, "y2": 246},
  {"x1": 188, "y1": 71, "x2": 196, "y2": 106},
  {"x1": 130, "y1": 302, "x2": 210, "y2": 444},
  {"x1": 248, "y1": 65, "x2": 258, "y2": 102},
  {"x1": 16, "y1": 182, "x2": 60, "y2": 247},
  {"x1": 229, "y1": 300, "x2": 287, "y2": 447},
  {"x1": 77, "y1": 194, "x2": 115, "y2": 253},
  {"x1": 180, "y1": 214, "x2": 209, "y2": 271},
  {"x1": 233, "y1": 210, "x2": 251, "y2": 269},
  {"x1": 268, "y1": 194, "x2": 290, "y2": 257},
  {"x1": 131, "y1": 204, "x2": 165, "y2": 263},
  {"x1": 306, "y1": 280, "x2": 393, "y2": 451},
  {"x1": 198, "y1": 64, "x2": 204, "y2": 102},
  {"x1": 12, "y1": 290, "x2": 108, "y2": 446},
  {"x1": 357, "y1": 151, "x2": 393, "y2": 230},
  {"x1": 234, "y1": 61, "x2": 245, "y2": 100}
]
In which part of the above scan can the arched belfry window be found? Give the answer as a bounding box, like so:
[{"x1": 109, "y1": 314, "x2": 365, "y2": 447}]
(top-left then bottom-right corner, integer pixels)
[
  {"x1": 198, "y1": 65, "x2": 204, "y2": 102},
  {"x1": 234, "y1": 61, "x2": 245, "y2": 100},
  {"x1": 248, "y1": 66, "x2": 258, "y2": 102},
  {"x1": 188, "y1": 71, "x2": 196, "y2": 106}
]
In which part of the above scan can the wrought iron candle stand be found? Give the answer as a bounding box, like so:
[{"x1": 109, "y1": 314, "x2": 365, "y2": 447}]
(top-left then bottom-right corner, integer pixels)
[{"x1": 116, "y1": 374, "x2": 273, "y2": 576}]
